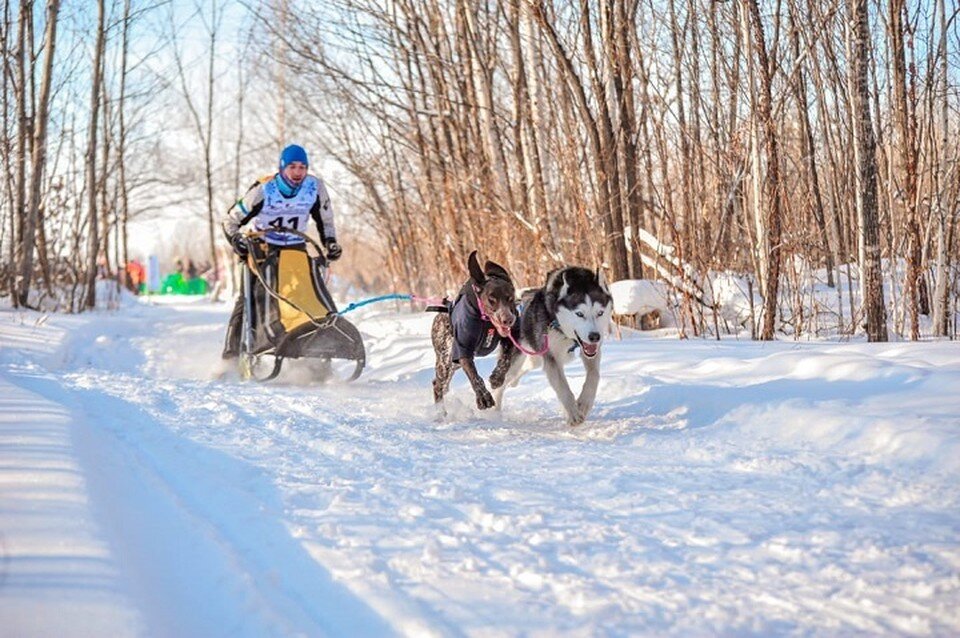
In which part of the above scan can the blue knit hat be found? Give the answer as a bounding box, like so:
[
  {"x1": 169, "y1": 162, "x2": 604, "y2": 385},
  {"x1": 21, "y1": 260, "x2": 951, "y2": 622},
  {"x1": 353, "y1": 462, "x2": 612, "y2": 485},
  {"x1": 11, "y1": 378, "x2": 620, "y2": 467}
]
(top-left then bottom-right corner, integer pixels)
[{"x1": 279, "y1": 144, "x2": 309, "y2": 170}]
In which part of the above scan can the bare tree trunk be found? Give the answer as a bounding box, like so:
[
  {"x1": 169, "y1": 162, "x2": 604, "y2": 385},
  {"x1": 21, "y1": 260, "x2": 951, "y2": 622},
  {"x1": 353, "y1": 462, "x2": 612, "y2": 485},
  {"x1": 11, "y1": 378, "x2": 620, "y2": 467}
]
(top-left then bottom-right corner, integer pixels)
[
  {"x1": 12, "y1": 0, "x2": 30, "y2": 306},
  {"x1": 521, "y1": 2, "x2": 561, "y2": 259},
  {"x1": 462, "y1": 0, "x2": 516, "y2": 219},
  {"x1": 229, "y1": 34, "x2": 249, "y2": 296},
  {"x1": 611, "y1": 0, "x2": 642, "y2": 279},
  {"x1": 685, "y1": 0, "x2": 707, "y2": 277},
  {"x1": 739, "y1": 0, "x2": 766, "y2": 295},
  {"x1": 743, "y1": 0, "x2": 784, "y2": 341},
  {"x1": 789, "y1": 0, "x2": 835, "y2": 287},
  {"x1": 84, "y1": 0, "x2": 106, "y2": 310},
  {"x1": 931, "y1": 0, "x2": 951, "y2": 336},
  {"x1": 889, "y1": 0, "x2": 924, "y2": 339},
  {"x1": 849, "y1": 0, "x2": 888, "y2": 341},
  {"x1": 203, "y1": 0, "x2": 219, "y2": 282},
  {"x1": 805, "y1": 3, "x2": 852, "y2": 327},
  {"x1": 1, "y1": 0, "x2": 14, "y2": 295},
  {"x1": 668, "y1": 0, "x2": 694, "y2": 270},
  {"x1": 636, "y1": 51, "x2": 658, "y2": 249},
  {"x1": 577, "y1": 2, "x2": 618, "y2": 274},
  {"x1": 16, "y1": 0, "x2": 59, "y2": 306},
  {"x1": 118, "y1": 0, "x2": 131, "y2": 276},
  {"x1": 507, "y1": 0, "x2": 552, "y2": 262},
  {"x1": 98, "y1": 77, "x2": 111, "y2": 276}
]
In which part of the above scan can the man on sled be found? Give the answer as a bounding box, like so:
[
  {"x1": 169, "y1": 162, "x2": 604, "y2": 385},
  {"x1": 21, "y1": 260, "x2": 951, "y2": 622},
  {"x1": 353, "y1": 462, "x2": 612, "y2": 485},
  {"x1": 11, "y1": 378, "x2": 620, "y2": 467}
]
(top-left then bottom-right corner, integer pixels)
[{"x1": 221, "y1": 144, "x2": 342, "y2": 361}]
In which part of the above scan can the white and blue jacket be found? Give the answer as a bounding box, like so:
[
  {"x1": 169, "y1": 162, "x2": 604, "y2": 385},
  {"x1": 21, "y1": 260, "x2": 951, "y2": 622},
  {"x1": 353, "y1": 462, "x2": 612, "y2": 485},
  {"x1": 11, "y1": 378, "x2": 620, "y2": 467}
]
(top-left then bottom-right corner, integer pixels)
[{"x1": 223, "y1": 174, "x2": 337, "y2": 247}]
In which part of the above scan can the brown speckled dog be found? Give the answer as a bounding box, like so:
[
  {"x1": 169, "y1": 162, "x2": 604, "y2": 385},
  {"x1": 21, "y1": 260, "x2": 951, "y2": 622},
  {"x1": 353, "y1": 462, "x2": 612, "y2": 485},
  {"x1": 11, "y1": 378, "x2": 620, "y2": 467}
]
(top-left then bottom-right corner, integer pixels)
[{"x1": 431, "y1": 251, "x2": 518, "y2": 414}]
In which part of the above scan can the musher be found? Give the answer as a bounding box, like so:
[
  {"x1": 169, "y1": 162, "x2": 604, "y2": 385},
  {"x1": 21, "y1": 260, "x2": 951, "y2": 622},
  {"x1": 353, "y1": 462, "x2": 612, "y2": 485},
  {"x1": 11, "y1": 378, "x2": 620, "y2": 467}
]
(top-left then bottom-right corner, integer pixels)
[{"x1": 221, "y1": 144, "x2": 342, "y2": 360}]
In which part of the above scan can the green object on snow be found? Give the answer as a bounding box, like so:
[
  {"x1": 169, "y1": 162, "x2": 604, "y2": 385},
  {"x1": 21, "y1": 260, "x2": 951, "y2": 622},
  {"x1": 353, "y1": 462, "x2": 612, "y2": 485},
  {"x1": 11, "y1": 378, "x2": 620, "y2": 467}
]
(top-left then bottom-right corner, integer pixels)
[{"x1": 160, "y1": 273, "x2": 208, "y2": 295}]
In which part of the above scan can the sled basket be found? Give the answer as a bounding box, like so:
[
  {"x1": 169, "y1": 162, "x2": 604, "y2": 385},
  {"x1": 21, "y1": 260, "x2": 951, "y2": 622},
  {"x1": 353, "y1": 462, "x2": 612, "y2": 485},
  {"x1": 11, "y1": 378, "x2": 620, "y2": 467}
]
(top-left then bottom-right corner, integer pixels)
[{"x1": 239, "y1": 230, "x2": 365, "y2": 382}]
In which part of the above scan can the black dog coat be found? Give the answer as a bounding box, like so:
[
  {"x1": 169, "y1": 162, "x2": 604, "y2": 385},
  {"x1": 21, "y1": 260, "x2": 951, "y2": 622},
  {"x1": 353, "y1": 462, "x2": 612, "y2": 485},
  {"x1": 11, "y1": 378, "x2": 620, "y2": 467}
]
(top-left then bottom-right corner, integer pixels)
[{"x1": 449, "y1": 281, "x2": 518, "y2": 363}]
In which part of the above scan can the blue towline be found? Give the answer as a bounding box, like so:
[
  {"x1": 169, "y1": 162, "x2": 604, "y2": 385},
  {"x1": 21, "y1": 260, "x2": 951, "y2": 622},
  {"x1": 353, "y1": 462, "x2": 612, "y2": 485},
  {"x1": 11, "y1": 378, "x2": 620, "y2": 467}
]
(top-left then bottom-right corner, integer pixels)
[{"x1": 337, "y1": 293, "x2": 412, "y2": 315}]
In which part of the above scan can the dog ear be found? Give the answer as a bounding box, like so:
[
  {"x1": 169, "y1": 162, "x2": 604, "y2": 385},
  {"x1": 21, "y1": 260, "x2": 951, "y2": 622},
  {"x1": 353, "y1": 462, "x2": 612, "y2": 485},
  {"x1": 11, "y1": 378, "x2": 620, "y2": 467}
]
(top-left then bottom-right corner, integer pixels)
[
  {"x1": 596, "y1": 267, "x2": 610, "y2": 293},
  {"x1": 543, "y1": 269, "x2": 565, "y2": 314},
  {"x1": 484, "y1": 260, "x2": 511, "y2": 284},
  {"x1": 467, "y1": 250, "x2": 486, "y2": 285}
]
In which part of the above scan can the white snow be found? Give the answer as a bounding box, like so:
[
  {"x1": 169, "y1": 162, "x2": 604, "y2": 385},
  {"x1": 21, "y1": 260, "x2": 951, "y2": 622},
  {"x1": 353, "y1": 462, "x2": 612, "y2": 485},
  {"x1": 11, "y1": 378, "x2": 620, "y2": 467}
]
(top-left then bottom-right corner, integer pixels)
[
  {"x1": 608, "y1": 279, "x2": 669, "y2": 317},
  {"x1": 1, "y1": 295, "x2": 959, "y2": 636}
]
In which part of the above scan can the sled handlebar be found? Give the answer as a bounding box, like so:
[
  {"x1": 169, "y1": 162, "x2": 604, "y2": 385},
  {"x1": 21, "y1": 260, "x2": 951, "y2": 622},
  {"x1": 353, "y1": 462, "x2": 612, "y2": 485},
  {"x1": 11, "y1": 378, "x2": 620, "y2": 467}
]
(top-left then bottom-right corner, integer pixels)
[{"x1": 240, "y1": 229, "x2": 333, "y2": 266}]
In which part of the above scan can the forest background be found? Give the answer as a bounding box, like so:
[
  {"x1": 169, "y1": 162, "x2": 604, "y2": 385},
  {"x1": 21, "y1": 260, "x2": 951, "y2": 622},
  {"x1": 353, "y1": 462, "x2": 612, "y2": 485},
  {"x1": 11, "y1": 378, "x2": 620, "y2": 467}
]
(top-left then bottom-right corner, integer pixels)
[{"x1": 1, "y1": 0, "x2": 958, "y2": 342}]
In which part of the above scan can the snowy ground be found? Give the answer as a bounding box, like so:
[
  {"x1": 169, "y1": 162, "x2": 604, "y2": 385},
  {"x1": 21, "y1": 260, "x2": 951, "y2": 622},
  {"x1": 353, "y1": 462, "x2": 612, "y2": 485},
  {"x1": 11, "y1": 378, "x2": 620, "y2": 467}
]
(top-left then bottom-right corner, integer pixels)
[{"x1": 1, "y1": 294, "x2": 959, "y2": 637}]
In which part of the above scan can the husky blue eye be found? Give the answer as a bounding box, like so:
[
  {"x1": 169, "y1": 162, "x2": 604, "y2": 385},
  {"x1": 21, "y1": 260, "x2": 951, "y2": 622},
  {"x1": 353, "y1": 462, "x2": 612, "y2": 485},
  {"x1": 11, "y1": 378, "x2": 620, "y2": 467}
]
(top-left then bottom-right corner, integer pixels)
[{"x1": 597, "y1": 310, "x2": 604, "y2": 316}]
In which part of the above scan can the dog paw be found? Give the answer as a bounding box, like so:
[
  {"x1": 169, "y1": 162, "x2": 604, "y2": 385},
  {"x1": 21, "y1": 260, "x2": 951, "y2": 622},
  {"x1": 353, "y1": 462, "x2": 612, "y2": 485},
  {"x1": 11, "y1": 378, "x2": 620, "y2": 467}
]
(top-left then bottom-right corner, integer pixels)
[
  {"x1": 566, "y1": 412, "x2": 585, "y2": 427},
  {"x1": 489, "y1": 372, "x2": 505, "y2": 389},
  {"x1": 476, "y1": 388, "x2": 496, "y2": 410},
  {"x1": 576, "y1": 398, "x2": 593, "y2": 421}
]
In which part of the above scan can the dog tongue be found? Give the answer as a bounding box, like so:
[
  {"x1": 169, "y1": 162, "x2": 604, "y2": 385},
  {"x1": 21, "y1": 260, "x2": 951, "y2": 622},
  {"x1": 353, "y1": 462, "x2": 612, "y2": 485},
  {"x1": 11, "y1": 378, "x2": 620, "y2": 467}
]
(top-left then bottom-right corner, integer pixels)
[{"x1": 582, "y1": 342, "x2": 599, "y2": 357}]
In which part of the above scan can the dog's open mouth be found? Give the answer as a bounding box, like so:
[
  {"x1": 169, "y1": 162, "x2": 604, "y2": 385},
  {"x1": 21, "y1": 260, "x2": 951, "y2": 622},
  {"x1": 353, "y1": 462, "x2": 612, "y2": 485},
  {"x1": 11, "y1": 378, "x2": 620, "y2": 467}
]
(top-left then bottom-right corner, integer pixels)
[
  {"x1": 491, "y1": 318, "x2": 514, "y2": 338},
  {"x1": 578, "y1": 338, "x2": 600, "y2": 358}
]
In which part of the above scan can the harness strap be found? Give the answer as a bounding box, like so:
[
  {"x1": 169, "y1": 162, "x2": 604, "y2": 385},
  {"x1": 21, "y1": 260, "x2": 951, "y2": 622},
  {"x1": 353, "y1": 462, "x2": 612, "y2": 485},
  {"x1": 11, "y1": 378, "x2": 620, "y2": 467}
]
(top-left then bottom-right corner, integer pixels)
[
  {"x1": 472, "y1": 284, "x2": 514, "y2": 332},
  {"x1": 472, "y1": 284, "x2": 491, "y2": 322},
  {"x1": 507, "y1": 330, "x2": 549, "y2": 356},
  {"x1": 476, "y1": 286, "x2": 551, "y2": 356}
]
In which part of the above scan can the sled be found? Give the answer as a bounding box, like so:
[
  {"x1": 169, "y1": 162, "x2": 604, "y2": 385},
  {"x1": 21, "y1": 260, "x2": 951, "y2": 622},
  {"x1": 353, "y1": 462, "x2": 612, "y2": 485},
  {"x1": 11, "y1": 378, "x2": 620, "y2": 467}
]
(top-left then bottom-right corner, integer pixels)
[{"x1": 238, "y1": 229, "x2": 365, "y2": 383}]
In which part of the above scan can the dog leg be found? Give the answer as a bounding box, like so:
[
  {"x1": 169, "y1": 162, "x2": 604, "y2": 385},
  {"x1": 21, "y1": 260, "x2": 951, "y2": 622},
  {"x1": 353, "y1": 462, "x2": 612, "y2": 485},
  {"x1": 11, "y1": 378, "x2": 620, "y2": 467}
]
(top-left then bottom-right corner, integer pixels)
[
  {"x1": 576, "y1": 350, "x2": 602, "y2": 422},
  {"x1": 489, "y1": 343, "x2": 517, "y2": 413},
  {"x1": 431, "y1": 315, "x2": 455, "y2": 417},
  {"x1": 492, "y1": 350, "x2": 527, "y2": 410},
  {"x1": 542, "y1": 354, "x2": 581, "y2": 426},
  {"x1": 490, "y1": 341, "x2": 518, "y2": 390},
  {"x1": 432, "y1": 363, "x2": 454, "y2": 418},
  {"x1": 460, "y1": 356, "x2": 495, "y2": 410}
]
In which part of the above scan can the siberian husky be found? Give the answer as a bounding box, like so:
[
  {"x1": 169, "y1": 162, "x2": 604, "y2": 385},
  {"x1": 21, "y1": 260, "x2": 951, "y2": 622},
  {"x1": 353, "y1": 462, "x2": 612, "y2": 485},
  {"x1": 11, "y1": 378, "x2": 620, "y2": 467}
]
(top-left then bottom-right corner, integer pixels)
[{"x1": 490, "y1": 266, "x2": 613, "y2": 426}]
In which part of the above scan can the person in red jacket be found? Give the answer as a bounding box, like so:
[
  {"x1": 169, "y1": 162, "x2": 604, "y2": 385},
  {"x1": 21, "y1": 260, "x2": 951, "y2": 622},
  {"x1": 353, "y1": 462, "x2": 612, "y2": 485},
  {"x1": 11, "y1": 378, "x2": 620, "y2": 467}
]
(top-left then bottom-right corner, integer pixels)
[{"x1": 125, "y1": 259, "x2": 145, "y2": 294}]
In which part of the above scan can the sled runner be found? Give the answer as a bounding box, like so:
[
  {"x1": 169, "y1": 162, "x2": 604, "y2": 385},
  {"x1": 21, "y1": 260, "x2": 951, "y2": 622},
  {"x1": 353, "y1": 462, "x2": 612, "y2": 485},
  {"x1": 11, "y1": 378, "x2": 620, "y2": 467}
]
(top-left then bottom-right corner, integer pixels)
[{"x1": 238, "y1": 230, "x2": 365, "y2": 382}]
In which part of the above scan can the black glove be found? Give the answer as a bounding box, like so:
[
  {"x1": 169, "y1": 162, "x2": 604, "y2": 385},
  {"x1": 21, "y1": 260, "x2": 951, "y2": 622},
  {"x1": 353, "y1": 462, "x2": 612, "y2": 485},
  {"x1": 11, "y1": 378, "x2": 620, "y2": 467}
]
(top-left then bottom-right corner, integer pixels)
[
  {"x1": 230, "y1": 234, "x2": 249, "y2": 258},
  {"x1": 325, "y1": 239, "x2": 342, "y2": 261}
]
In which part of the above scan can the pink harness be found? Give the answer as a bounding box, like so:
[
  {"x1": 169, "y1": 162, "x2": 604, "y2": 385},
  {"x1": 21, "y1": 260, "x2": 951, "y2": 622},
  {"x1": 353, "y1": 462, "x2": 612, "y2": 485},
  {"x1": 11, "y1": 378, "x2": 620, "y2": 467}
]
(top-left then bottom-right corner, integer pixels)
[{"x1": 473, "y1": 286, "x2": 549, "y2": 356}]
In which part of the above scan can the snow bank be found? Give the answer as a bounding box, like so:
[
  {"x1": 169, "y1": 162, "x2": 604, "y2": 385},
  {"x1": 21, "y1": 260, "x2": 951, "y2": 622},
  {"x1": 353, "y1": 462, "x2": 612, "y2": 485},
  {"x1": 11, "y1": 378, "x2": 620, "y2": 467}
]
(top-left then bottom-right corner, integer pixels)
[
  {"x1": 609, "y1": 279, "x2": 670, "y2": 316},
  {"x1": 708, "y1": 271, "x2": 760, "y2": 327}
]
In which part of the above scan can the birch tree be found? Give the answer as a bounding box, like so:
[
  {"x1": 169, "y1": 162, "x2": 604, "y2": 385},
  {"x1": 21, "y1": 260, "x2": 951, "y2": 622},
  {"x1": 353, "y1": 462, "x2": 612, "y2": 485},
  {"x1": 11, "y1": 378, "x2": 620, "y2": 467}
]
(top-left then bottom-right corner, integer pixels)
[
  {"x1": 84, "y1": 0, "x2": 106, "y2": 309},
  {"x1": 849, "y1": 0, "x2": 887, "y2": 341},
  {"x1": 15, "y1": 0, "x2": 59, "y2": 306}
]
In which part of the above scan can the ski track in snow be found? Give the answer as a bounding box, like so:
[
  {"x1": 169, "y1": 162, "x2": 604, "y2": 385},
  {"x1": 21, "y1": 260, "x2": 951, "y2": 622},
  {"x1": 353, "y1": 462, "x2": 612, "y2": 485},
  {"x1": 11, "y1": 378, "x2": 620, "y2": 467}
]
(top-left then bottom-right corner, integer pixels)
[{"x1": 2, "y1": 297, "x2": 959, "y2": 636}]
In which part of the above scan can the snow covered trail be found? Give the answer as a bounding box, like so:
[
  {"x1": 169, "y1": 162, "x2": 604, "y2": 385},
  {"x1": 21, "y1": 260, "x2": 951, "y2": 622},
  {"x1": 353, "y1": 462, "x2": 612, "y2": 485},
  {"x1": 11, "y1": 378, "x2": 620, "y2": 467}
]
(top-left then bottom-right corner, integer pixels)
[
  {"x1": 3, "y1": 302, "x2": 392, "y2": 637},
  {"x1": 2, "y1": 297, "x2": 959, "y2": 636}
]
